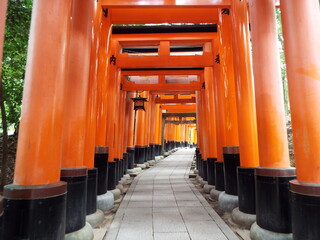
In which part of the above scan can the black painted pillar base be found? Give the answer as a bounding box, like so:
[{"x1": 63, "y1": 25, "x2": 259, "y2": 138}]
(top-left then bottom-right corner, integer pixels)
[
  {"x1": 94, "y1": 146, "x2": 108, "y2": 195},
  {"x1": 114, "y1": 158, "x2": 119, "y2": 184},
  {"x1": 127, "y1": 147, "x2": 135, "y2": 169},
  {"x1": 154, "y1": 144, "x2": 160, "y2": 156},
  {"x1": 199, "y1": 155, "x2": 203, "y2": 177},
  {"x1": 202, "y1": 160, "x2": 208, "y2": 181},
  {"x1": 215, "y1": 161, "x2": 225, "y2": 191},
  {"x1": 123, "y1": 153, "x2": 128, "y2": 175},
  {"x1": 290, "y1": 180, "x2": 320, "y2": 240},
  {"x1": 118, "y1": 159, "x2": 123, "y2": 181},
  {"x1": 108, "y1": 161, "x2": 117, "y2": 190},
  {"x1": 146, "y1": 145, "x2": 152, "y2": 162},
  {"x1": 223, "y1": 146, "x2": 240, "y2": 196},
  {"x1": 2, "y1": 182, "x2": 67, "y2": 239},
  {"x1": 60, "y1": 167, "x2": 88, "y2": 234},
  {"x1": 207, "y1": 158, "x2": 217, "y2": 185},
  {"x1": 134, "y1": 145, "x2": 146, "y2": 164},
  {"x1": 255, "y1": 167, "x2": 296, "y2": 234},
  {"x1": 237, "y1": 167, "x2": 255, "y2": 214},
  {"x1": 150, "y1": 143, "x2": 155, "y2": 160},
  {"x1": 86, "y1": 168, "x2": 98, "y2": 216},
  {"x1": 195, "y1": 148, "x2": 200, "y2": 171},
  {"x1": 158, "y1": 144, "x2": 162, "y2": 156}
]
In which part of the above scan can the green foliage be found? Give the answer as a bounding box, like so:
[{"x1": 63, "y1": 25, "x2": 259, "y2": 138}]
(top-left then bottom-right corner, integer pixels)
[{"x1": 1, "y1": 0, "x2": 32, "y2": 132}]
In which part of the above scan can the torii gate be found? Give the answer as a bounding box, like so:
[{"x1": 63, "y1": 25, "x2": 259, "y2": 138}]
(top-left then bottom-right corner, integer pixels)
[{"x1": 0, "y1": 1, "x2": 319, "y2": 240}]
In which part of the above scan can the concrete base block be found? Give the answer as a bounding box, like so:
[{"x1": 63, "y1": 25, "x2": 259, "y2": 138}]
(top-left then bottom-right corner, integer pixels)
[
  {"x1": 199, "y1": 180, "x2": 207, "y2": 188},
  {"x1": 148, "y1": 160, "x2": 156, "y2": 166},
  {"x1": 65, "y1": 222, "x2": 94, "y2": 240},
  {"x1": 97, "y1": 192, "x2": 114, "y2": 212},
  {"x1": 145, "y1": 162, "x2": 150, "y2": 168},
  {"x1": 250, "y1": 222, "x2": 293, "y2": 240},
  {"x1": 137, "y1": 164, "x2": 146, "y2": 169},
  {"x1": 110, "y1": 188, "x2": 121, "y2": 201},
  {"x1": 116, "y1": 184, "x2": 124, "y2": 193},
  {"x1": 203, "y1": 184, "x2": 215, "y2": 194},
  {"x1": 127, "y1": 168, "x2": 135, "y2": 174},
  {"x1": 218, "y1": 191, "x2": 239, "y2": 212},
  {"x1": 231, "y1": 207, "x2": 256, "y2": 230},
  {"x1": 196, "y1": 175, "x2": 202, "y2": 182},
  {"x1": 155, "y1": 156, "x2": 161, "y2": 161},
  {"x1": 86, "y1": 209, "x2": 104, "y2": 228},
  {"x1": 210, "y1": 188, "x2": 222, "y2": 200},
  {"x1": 164, "y1": 152, "x2": 169, "y2": 157}
]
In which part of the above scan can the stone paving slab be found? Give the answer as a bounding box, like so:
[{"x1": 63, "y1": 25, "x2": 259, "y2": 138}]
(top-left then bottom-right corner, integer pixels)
[{"x1": 104, "y1": 149, "x2": 239, "y2": 240}]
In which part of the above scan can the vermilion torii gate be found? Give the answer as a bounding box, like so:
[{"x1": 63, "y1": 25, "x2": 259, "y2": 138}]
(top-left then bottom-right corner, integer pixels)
[{"x1": 0, "y1": 0, "x2": 320, "y2": 240}]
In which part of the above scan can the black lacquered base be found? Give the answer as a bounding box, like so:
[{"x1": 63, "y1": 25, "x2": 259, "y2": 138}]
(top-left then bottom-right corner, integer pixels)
[
  {"x1": 207, "y1": 158, "x2": 217, "y2": 185},
  {"x1": 135, "y1": 145, "x2": 146, "y2": 164},
  {"x1": 2, "y1": 182, "x2": 67, "y2": 239},
  {"x1": 202, "y1": 160, "x2": 208, "y2": 181},
  {"x1": 127, "y1": 147, "x2": 135, "y2": 169},
  {"x1": 86, "y1": 168, "x2": 98, "y2": 215},
  {"x1": 255, "y1": 167, "x2": 296, "y2": 233},
  {"x1": 215, "y1": 161, "x2": 225, "y2": 191},
  {"x1": 237, "y1": 167, "x2": 255, "y2": 214},
  {"x1": 118, "y1": 159, "x2": 123, "y2": 181},
  {"x1": 108, "y1": 161, "x2": 117, "y2": 190},
  {"x1": 61, "y1": 168, "x2": 88, "y2": 234},
  {"x1": 290, "y1": 180, "x2": 320, "y2": 240},
  {"x1": 94, "y1": 146, "x2": 109, "y2": 195},
  {"x1": 123, "y1": 153, "x2": 128, "y2": 174},
  {"x1": 199, "y1": 156, "x2": 203, "y2": 177},
  {"x1": 150, "y1": 143, "x2": 155, "y2": 160},
  {"x1": 223, "y1": 146, "x2": 240, "y2": 196},
  {"x1": 114, "y1": 158, "x2": 119, "y2": 184}
]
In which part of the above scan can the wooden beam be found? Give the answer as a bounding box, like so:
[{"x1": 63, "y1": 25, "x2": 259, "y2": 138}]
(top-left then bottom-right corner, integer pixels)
[
  {"x1": 113, "y1": 32, "x2": 217, "y2": 46},
  {"x1": 156, "y1": 97, "x2": 196, "y2": 104},
  {"x1": 117, "y1": 52, "x2": 213, "y2": 68},
  {"x1": 165, "y1": 120, "x2": 197, "y2": 124},
  {"x1": 163, "y1": 112, "x2": 196, "y2": 118},
  {"x1": 122, "y1": 82, "x2": 201, "y2": 91},
  {"x1": 110, "y1": 8, "x2": 219, "y2": 24},
  {"x1": 102, "y1": 0, "x2": 231, "y2": 8}
]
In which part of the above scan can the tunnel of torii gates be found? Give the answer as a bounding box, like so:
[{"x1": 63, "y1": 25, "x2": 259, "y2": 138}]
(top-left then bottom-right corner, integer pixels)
[{"x1": 0, "y1": 0, "x2": 319, "y2": 239}]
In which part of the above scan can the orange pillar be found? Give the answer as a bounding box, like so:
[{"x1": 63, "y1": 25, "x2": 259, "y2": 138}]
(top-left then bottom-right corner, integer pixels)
[
  {"x1": 125, "y1": 91, "x2": 135, "y2": 169},
  {"x1": 212, "y1": 37, "x2": 226, "y2": 163},
  {"x1": 218, "y1": 12, "x2": 239, "y2": 147},
  {"x1": 154, "y1": 103, "x2": 162, "y2": 155},
  {"x1": 104, "y1": 40, "x2": 121, "y2": 162},
  {"x1": 95, "y1": 14, "x2": 112, "y2": 146},
  {"x1": 134, "y1": 91, "x2": 147, "y2": 164},
  {"x1": 13, "y1": 0, "x2": 72, "y2": 186},
  {"x1": 281, "y1": 1, "x2": 320, "y2": 238},
  {"x1": 4, "y1": 1, "x2": 72, "y2": 238},
  {"x1": 249, "y1": 0, "x2": 290, "y2": 168},
  {"x1": 60, "y1": 0, "x2": 94, "y2": 233},
  {"x1": 247, "y1": 0, "x2": 294, "y2": 231},
  {"x1": 83, "y1": 1, "x2": 102, "y2": 170},
  {"x1": 204, "y1": 66, "x2": 218, "y2": 158},
  {"x1": 230, "y1": 1, "x2": 259, "y2": 168},
  {"x1": 61, "y1": 0, "x2": 93, "y2": 169}
]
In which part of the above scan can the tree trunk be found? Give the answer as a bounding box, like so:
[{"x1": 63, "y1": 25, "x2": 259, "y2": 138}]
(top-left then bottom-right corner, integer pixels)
[{"x1": 0, "y1": 81, "x2": 8, "y2": 192}]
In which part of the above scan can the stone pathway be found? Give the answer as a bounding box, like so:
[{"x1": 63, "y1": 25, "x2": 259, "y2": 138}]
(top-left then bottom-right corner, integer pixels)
[{"x1": 104, "y1": 149, "x2": 239, "y2": 240}]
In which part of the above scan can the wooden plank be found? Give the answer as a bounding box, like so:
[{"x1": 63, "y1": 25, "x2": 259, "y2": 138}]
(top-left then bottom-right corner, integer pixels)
[{"x1": 102, "y1": 0, "x2": 231, "y2": 8}]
